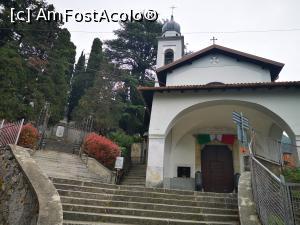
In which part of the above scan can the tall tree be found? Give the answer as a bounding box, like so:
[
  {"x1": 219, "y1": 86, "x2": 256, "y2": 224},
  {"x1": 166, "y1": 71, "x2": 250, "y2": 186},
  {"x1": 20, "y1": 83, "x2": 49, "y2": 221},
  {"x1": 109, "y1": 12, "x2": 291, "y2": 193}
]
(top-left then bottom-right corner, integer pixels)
[
  {"x1": 0, "y1": 0, "x2": 76, "y2": 123},
  {"x1": 85, "y1": 38, "x2": 103, "y2": 89},
  {"x1": 68, "y1": 52, "x2": 86, "y2": 119},
  {"x1": 105, "y1": 20, "x2": 162, "y2": 135},
  {"x1": 0, "y1": 44, "x2": 32, "y2": 120},
  {"x1": 44, "y1": 28, "x2": 76, "y2": 123},
  {"x1": 105, "y1": 20, "x2": 162, "y2": 84},
  {"x1": 68, "y1": 38, "x2": 103, "y2": 119},
  {"x1": 73, "y1": 51, "x2": 86, "y2": 78},
  {"x1": 73, "y1": 61, "x2": 123, "y2": 135}
]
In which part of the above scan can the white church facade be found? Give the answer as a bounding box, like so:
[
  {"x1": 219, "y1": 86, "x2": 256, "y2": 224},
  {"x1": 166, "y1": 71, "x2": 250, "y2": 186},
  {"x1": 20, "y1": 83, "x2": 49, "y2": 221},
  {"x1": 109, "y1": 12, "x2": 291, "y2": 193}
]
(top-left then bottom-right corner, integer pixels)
[{"x1": 139, "y1": 16, "x2": 300, "y2": 192}]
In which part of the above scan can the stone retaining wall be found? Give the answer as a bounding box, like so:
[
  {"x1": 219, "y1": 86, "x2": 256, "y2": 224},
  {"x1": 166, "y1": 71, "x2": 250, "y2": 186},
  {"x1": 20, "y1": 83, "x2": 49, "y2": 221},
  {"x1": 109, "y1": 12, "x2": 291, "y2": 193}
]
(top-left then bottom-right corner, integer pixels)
[
  {"x1": 87, "y1": 157, "x2": 115, "y2": 183},
  {"x1": 0, "y1": 145, "x2": 63, "y2": 225},
  {"x1": 238, "y1": 172, "x2": 262, "y2": 225},
  {"x1": 0, "y1": 146, "x2": 38, "y2": 225}
]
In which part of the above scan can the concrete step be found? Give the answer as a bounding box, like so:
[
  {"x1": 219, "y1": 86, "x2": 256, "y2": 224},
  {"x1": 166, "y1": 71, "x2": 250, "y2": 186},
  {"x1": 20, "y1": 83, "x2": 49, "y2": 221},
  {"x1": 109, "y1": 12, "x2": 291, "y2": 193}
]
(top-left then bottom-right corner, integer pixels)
[
  {"x1": 125, "y1": 173, "x2": 146, "y2": 177},
  {"x1": 57, "y1": 189, "x2": 237, "y2": 209},
  {"x1": 130, "y1": 164, "x2": 147, "y2": 167},
  {"x1": 51, "y1": 176, "x2": 106, "y2": 184},
  {"x1": 129, "y1": 169, "x2": 146, "y2": 171},
  {"x1": 121, "y1": 180, "x2": 145, "y2": 184},
  {"x1": 33, "y1": 151, "x2": 106, "y2": 183},
  {"x1": 121, "y1": 179, "x2": 145, "y2": 183},
  {"x1": 54, "y1": 183, "x2": 237, "y2": 205},
  {"x1": 51, "y1": 177, "x2": 237, "y2": 199},
  {"x1": 63, "y1": 211, "x2": 239, "y2": 225},
  {"x1": 61, "y1": 196, "x2": 238, "y2": 215},
  {"x1": 119, "y1": 183, "x2": 145, "y2": 187},
  {"x1": 40, "y1": 169, "x2": 103, "y2": 178},
  {"x1": 127, "y1": 168, "x2": 146, "y2": 172},
  {"x1": 31, "y1": 159, "x2": 85, "y2": 165},
  {"x1": 33, "y1": 166, "x2": 90, "y2": 172},
  {"x1": 62, "y1": 203, "x2": 239, "y2": 222},
  {"x1": 122, "y1": 176, "x2": 146, "y2": 179},
  {"x1": 125, "y1": 175, "x2": 146, "y2": 178},
  {"x1": 120, "y1": 182, "x2": 145, "y2": 186},
  {"x1": 63, "y1": 221, "x2": 130, "y2": 225}
]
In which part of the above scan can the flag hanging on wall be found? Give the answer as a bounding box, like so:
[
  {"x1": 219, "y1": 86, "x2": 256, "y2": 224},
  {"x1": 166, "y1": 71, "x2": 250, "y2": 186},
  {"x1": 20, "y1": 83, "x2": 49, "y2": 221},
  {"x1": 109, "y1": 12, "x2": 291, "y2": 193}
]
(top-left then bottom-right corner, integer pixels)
[
  {"x1": 221, "y1": 134, "x2": 235, "y2": 145},
  {"x1": 197, "y1": 134, "x2": 211, "y2": 144},
  {"x1": 196, "y1": 134, "x2": 235, "y2": 145}
]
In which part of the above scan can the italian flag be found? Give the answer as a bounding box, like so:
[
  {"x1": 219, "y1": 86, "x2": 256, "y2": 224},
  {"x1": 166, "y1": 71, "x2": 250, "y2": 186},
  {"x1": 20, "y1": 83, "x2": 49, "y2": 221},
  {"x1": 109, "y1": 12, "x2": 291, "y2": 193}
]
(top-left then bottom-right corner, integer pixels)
[{"x1": 197, "y1": 134, "x2": 235, "y2": 145}]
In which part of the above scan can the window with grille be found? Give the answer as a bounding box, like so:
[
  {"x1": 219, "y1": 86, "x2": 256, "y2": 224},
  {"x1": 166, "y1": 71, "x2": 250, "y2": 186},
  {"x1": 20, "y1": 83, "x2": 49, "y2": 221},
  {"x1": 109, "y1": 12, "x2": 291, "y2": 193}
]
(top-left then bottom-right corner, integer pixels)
[{"x1": 177, "y1": 166, "x2": 191, "y2": 178}]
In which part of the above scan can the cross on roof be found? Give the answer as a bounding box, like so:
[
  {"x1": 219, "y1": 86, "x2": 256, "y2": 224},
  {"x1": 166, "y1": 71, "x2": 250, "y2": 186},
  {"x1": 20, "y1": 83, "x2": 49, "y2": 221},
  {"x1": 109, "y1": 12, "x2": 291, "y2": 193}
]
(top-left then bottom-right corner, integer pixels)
[
  {"x1": 210, "y1": 36, "x2": 218, "y2": 44},
  {"x1": 170, "y1": 5, "x2": 176, "y2": 16}
]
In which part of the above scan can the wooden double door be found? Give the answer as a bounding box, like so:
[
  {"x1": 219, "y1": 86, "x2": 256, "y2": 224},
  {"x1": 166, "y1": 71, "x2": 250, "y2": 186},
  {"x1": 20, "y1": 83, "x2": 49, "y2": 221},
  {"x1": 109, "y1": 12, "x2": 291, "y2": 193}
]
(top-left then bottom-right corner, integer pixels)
[{"x1": 201, "y1": 145, "x2": 234, "y2": 193}]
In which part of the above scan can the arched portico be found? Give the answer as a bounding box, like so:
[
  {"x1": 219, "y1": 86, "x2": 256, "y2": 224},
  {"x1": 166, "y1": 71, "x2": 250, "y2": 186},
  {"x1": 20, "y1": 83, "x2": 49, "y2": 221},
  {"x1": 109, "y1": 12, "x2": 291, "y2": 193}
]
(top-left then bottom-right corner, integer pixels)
[{"x1": 146, "y1": 92, "x2": 300, "y2": 189}]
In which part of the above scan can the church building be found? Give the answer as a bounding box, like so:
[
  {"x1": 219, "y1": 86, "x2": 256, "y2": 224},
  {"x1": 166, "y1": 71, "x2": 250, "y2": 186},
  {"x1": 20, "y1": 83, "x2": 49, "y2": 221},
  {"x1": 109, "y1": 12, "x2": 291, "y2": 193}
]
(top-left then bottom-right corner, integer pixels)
[{"x1": 139, "y1": 15, "x2": 300, "y2": 192}]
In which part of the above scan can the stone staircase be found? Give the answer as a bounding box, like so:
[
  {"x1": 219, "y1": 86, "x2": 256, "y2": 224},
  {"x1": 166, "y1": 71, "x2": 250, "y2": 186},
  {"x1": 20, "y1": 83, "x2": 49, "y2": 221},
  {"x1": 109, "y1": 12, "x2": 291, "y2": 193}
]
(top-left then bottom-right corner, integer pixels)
[
  {"x1": 33, "y1": 150, "x2": 239, "y2": 224},
  {"x1": 33, "y1": 150, "x2": 105, "y2": 183},
  {"x1": 121, "y1": 164, "x2": 147, "y2": 186},
  {"x1": 51, "y1": 177, "x2": 239, "y2": 225},
  {"x1": 42, "y1": 138, "x2": 74, "y2": 154}
]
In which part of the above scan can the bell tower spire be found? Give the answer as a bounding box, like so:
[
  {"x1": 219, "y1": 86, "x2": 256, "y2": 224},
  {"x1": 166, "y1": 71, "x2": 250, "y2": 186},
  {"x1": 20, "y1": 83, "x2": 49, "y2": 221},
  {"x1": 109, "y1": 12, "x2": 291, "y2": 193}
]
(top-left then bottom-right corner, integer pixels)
[{"x1": 155, "y1": 11, "x2": 184, "y2": 86}]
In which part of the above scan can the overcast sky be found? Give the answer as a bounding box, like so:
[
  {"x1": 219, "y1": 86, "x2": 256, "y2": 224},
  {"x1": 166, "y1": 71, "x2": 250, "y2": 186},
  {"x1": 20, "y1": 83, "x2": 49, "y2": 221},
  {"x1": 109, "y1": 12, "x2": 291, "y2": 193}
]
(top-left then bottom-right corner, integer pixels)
[{"x1": 47, "y1": 0, "x2": 300, "y2": 81}]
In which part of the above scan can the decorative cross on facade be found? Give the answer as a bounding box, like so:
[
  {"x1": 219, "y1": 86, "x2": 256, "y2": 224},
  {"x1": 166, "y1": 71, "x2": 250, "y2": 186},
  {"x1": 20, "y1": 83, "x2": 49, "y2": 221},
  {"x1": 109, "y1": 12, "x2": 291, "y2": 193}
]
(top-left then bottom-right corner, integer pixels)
[
  {"x1": 210, "y1": 36, "x2": 218, "y2": 44},
  {"x1": 210, "y1": 56, "x2": 219, "y2": 64}
]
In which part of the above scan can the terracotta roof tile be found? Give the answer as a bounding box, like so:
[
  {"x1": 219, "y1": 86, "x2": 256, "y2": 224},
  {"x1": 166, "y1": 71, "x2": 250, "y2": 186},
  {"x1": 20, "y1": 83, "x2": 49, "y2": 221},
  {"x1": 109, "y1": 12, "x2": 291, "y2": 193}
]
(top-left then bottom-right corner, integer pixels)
[{"x1": 138, "y1": 81, "x2": 300, "y2": 92}]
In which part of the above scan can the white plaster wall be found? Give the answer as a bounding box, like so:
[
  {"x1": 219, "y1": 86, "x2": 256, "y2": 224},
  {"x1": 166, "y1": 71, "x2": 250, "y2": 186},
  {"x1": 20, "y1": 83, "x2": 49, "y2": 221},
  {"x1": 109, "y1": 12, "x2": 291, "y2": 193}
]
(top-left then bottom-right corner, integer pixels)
[
  {"x1": 146, "y1": 136, "x2": 165, "y2": 187},
  {"x1": 156, "y1": 38, "x2": 183, "y2": 68},
  {"x1": 163, "y1": 130, "x2": 172, "y2": 178},
  {"x1": 169, "y1": 134, "x2": 195, "y2": 178},
  {"x1": 165, "y1": 53, "x2": 272, "y2": 85},
  {"x1": 148, "y1": 89, "x2": 300, "y2": 138}
]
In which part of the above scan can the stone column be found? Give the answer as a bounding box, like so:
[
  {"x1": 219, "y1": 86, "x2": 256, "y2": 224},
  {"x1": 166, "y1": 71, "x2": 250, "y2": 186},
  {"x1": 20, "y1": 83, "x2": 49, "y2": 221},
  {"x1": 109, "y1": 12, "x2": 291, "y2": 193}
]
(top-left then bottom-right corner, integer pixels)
[
  {"x1": 295, "y1": 135, "x2": 300, "y2": 166},
  {"x1": 146, "y1": 135, "x2": 165, "y2": 188}
]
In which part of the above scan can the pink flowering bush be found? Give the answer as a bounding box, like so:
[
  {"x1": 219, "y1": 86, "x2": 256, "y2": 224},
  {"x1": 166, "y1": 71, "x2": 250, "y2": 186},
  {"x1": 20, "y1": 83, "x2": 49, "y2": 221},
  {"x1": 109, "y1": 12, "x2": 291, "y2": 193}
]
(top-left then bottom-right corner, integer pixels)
[
  {"x1": 83, "y1": 132, "x2": 121, "y2": 169},
  {"x1": 18, "y1": 123, "x2": 39, "y2": 149}
]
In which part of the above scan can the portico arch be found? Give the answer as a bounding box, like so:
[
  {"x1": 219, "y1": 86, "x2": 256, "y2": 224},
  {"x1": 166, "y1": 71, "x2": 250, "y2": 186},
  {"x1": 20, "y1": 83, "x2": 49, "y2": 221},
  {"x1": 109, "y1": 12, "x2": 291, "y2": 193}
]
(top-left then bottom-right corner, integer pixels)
[
  {"x1": 165, "y1": 100, "x2": 296, "y2": 143},
  {"x1": 159, "y1": 100, "x2": 299, "y2": 191},
  {"x1": 146, "y1": 91, "x2": 300, "y2": 189}
]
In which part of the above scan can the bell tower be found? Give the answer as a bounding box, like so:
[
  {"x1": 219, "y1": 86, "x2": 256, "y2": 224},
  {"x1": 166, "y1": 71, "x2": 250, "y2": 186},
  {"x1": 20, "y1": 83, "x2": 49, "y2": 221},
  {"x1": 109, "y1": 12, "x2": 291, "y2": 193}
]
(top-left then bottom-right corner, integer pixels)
[{"x1": 156, "y1": 15, "x2": 184, "y2": 69}]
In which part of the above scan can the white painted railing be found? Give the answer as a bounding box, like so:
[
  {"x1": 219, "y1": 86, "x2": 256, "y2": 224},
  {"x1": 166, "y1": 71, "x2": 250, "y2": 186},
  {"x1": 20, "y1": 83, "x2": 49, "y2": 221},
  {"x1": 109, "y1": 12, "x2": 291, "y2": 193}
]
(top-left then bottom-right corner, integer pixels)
[{"x1": 0, "y1": 119, "x2": 24, "y2": 147}]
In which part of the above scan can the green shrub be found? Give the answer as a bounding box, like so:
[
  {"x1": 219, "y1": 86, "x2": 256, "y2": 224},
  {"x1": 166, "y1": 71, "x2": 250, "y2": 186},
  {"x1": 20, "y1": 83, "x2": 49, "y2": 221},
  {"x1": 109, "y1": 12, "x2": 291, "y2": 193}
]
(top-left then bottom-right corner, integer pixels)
[
  {"x1": 108, "y1": 130, "x2": 134, "y2": 156},
  {"x1": 132, "y1": 134, "x2": 143, "y2": 143},
  {"x1": 282, "y1": 167, "x2": 300, "y2": 183}
]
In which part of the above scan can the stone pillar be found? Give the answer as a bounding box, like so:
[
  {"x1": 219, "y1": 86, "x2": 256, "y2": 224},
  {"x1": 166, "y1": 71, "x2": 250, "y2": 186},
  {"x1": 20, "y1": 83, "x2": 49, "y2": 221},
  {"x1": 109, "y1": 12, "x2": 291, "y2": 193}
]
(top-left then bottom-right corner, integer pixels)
[
  {"x1": 295, "y1": 135, "x2": 300, "y2": 166},
  {"x1": 146, "y1": 135, "x2": 165, "y2": 188},
  {"x1": 195, "y1": 142, "x2": 201, "y2": 172}
]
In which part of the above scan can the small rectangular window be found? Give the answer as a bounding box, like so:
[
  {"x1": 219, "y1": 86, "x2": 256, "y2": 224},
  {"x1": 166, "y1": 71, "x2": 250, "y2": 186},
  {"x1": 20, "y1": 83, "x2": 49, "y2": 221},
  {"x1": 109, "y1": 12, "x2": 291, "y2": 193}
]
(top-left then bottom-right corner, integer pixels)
[{"x1": 177, "y1": 166, "x2": 191, "y2": 178}]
